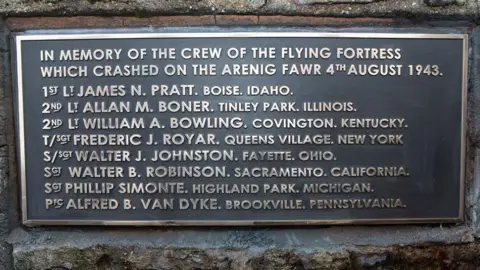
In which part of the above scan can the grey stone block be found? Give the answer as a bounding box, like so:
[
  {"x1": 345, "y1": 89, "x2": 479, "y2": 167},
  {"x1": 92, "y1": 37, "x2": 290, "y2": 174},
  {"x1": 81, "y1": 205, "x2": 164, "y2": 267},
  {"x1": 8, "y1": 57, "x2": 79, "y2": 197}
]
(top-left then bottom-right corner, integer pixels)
[
  {"x1": 7, "y1": 225, "x2": 477, "y2": 269},
  {"x1": 0, "y1": 0, "x2": 478, "y2": 18},
  {"x1": 296, "y1": 0, "x2": 377, "y2": 4},
  {"x1": 9, "y1": 229, "x2": 480, "y2": 269},
  {"x1": 469, "y1": 27, "x2": 480, "y2": 233},
  {"x1": 424, "y1": 0, "x2": 465, "y2": 7}
]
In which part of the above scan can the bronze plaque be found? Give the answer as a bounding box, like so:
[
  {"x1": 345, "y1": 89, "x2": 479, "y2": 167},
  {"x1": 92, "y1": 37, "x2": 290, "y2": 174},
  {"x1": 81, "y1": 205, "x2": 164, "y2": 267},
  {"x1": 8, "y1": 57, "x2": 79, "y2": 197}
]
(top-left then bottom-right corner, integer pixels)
[{"x1": 13, "y1": 31, "x2": 467, "y2": 226}]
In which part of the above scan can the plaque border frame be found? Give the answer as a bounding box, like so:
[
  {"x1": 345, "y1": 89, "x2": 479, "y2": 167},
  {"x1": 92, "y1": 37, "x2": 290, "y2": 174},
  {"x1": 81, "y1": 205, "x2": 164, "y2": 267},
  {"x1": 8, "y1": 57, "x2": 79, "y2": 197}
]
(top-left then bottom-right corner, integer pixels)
[{"x1": 14, "y1": 32, "x2": 468, "y2": 226}]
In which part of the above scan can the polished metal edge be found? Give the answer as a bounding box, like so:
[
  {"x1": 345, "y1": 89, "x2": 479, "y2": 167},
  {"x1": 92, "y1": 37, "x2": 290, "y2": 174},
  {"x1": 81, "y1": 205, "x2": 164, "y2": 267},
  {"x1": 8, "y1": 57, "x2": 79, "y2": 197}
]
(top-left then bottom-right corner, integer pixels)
[
  {"x1": 15, "y1": 32, "x2": 467, "y2": 41},
  {"x1": 15, "y1": 32, "x2": 468, "y2": 226},
  {"x1": 15, "y1": 37, "x2": 27, "y2": 225},
  {"x1": 23, "y1": 218, "x2": 462, "y2": 226},
  {"x1": 459, "y1": 34, "x2": 468, "y2": 222}
]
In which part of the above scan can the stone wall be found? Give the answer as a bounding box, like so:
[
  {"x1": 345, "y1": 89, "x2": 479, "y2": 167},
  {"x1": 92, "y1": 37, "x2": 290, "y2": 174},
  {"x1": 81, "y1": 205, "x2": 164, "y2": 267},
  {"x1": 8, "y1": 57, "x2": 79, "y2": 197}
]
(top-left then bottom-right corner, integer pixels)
[{"x1": 1, "y1": 1, "x2": 480, "y2": 269}]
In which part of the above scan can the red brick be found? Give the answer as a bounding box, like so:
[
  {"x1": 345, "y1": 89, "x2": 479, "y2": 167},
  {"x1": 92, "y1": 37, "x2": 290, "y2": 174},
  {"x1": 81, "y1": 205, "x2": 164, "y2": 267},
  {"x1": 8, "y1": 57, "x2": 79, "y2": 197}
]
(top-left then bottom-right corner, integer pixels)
[
  {"x1": 123, "y1": 16, "x2": 215, "y2": 27},
  {"x1": 7, "y1": 15, "x2": 398, "y2": 31},
  {"x1": 7, "y1": 16, "x2": 124, "y2": 31},
  {"x1": 322, "y1": 17, "x2": 396, "y2": 25},
  {"x1": 215, "y1": 15, "x2": 258, "y2": 25},
  {"x1": 259, "y1": 15, "x2": 395, "y2": 25},
  {"x1": 259, "y1": 15, "x2": 326, "y2": 25},
  {"x1": 7, "y1": 16, "x2": 217, "y2": 31}
]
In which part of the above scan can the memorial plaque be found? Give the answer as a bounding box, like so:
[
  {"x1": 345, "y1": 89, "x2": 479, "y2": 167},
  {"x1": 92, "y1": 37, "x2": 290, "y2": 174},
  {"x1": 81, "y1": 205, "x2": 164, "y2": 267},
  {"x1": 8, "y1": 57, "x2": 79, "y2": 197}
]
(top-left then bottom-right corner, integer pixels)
[{"x1": 14, "y1": 31, "x2": 467, "y2": 226}]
